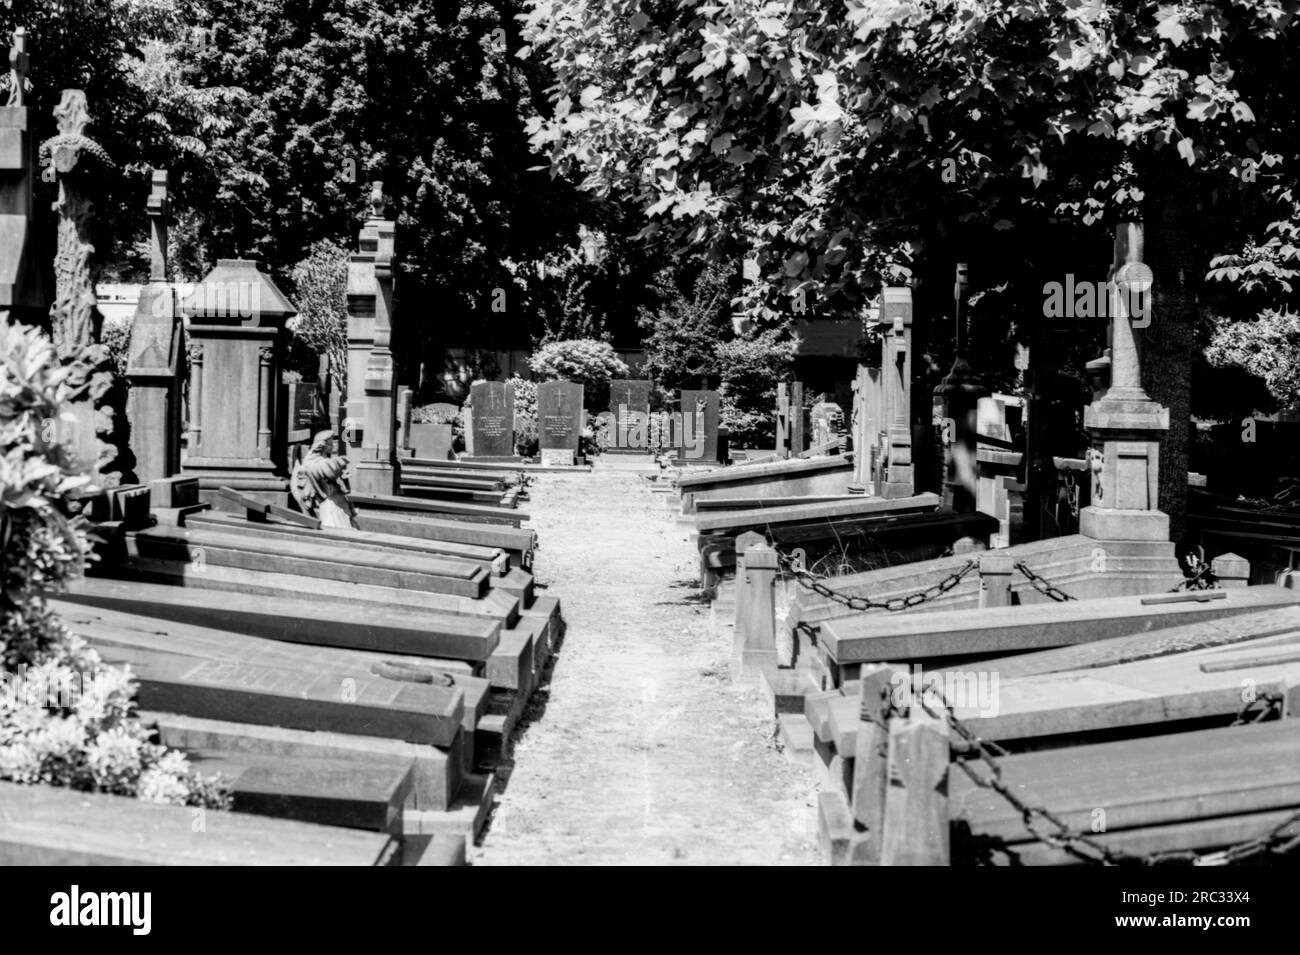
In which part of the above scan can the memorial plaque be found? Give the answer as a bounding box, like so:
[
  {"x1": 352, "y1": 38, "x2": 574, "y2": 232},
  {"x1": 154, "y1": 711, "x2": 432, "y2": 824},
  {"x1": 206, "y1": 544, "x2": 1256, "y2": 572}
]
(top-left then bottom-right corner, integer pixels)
[
  {"x1": 608, "y1": 379, "x2": 652, "y2": 453},
  {"x1": 537, "y1": 381, "x2": 583, "y2": 465},
  {"x1": 468, "y1": 381, "x2": 515, "y2": 458},
  {"x1": 409, "y1": 423, "x2": 454, "y2": 460},
  {"x1": 676, "y1": 389, "x2": 720, "y2": 463}
]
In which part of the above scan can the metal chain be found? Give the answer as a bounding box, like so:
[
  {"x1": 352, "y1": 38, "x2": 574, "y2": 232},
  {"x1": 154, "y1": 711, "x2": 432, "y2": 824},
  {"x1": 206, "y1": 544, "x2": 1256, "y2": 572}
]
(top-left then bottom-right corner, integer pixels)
[
  {"x1": 1170, "y1": 561, "x2": 1217, "y2": 592},
  {"x1": 911, "y1": 687, "x2": 1300, "y2": 865},
  {"x1": 1230, "y1": 691, "x2": 1284, "y2": 727},
  {"x1": 1013, "y1": 561, "x2": 1077, "y2": 602},
  {"x1": 776, "y1": 548, "x2": 978, "y2": 613}
]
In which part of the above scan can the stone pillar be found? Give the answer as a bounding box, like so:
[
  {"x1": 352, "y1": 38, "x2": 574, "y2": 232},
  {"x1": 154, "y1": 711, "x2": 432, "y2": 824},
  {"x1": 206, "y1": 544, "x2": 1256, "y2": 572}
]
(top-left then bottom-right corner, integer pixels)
[
  {"x1": 1211, "y1": 552, "x2": 1249, "y2": 588},
  {"x1": 0, "y1": 28, "x2": 43, "y2": 325},
  {"x1": 776, "y1": 382, "x2": 790, "y2": 458},
  {"x1": 179, "y1": 259, "x2": 296, "y2": 507},
  {"x1": 934, "y1": 265, "x2": 989, "y2": 513},
  {"x1": 978, "y1": 555, "x2": 1014, "y2": 608},
  {"x1": 879, "y1": 287, "x2": 914, "y2": 498},
  {"x1": 396, "y1": 385, "x2": 414, "y2": 459},
  {"x1": 343, "y1": 183, "x2": 399, "y2": 495},
  {"x1": 732, "y1": 531, "x2": 778, "y2": 678},
  {"x1": 125, "y1": 169, "x2": 183, "y2": 483},
  {"x1": 1079, "y1": 223, "x2": 1170, "y2": 542}
]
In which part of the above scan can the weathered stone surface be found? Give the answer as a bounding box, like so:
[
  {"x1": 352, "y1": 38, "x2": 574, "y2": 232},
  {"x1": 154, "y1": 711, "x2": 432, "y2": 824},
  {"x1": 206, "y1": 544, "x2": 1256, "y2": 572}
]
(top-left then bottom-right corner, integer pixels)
[{"x1": 0, "y1": 780, "x2": 396, "y2": 865}]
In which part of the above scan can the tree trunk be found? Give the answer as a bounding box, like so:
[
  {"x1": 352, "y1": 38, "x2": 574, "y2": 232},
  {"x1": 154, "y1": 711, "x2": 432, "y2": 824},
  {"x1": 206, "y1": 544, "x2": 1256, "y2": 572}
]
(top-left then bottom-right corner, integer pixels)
[{"x1": 1141, "y1": 188, "x2": 1198, "y2": 544}]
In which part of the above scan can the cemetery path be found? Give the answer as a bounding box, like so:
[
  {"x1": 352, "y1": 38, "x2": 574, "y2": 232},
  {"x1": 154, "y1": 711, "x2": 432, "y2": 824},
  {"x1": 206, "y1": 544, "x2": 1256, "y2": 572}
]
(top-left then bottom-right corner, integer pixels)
[{"x1": 472, "y1": 470, "x2": 820, "y2": 866}]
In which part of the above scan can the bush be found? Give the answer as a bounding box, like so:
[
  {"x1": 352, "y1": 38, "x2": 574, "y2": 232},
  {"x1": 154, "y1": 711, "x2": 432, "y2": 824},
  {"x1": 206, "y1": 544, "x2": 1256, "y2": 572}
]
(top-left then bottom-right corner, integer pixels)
[
  {"x1": 0, "y1": 319, "x2": 229, "y2": 807},
  {"x1": 507, "y1": 376, "x2": 538, "y2": 457},
  {"x1": 716, "y1": 329, "x2": 797, "y2": 448},
  {"x1": 527, "y1": 339, "x2": 628, "y2": 411}
]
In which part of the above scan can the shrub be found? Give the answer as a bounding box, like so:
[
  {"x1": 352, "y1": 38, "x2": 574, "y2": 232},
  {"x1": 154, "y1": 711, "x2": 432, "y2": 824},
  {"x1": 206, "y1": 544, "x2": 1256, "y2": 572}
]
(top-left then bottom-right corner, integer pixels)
[
  {"x1": 527, "y1": 339, "x2": 628, "y2": 411},
  {"x1": 0, "y1": 319, "x2": 229, "y2": 808},
  {"x1": 508, "y1": 376, "x2": 539, "y2": 457}
]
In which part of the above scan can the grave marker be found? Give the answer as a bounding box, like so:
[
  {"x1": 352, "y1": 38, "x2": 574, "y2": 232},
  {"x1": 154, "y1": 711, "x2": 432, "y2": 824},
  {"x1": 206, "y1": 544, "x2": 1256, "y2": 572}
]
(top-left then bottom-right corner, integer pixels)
[
  {"x1": 467, "y1": 381, "x2": 517, "y2": 460},
  {"x1": 676, "y1": 389, "x2": 721, "y2": 464},
  {"x1": 607, "y1": 379, "x2": 651, "y2": 454},
  {"x1": 537, "y1": 379, "x2": 583, "y2": 466},
  {"x1": 1080, "y1": 223, "x2": 1170, "y2": 542},
  {"x1": 179, "y1": 259, "x2": 297, "y2": 507},
  {"x1": 0, "y1": 28, "x2": 43, "y2": 325},
  {"x1": 126, "y1": 169, "x2": 183, "y2": 484},
  {"x1": 344, "y1": 183, "x2": 399, "y2": 494}
]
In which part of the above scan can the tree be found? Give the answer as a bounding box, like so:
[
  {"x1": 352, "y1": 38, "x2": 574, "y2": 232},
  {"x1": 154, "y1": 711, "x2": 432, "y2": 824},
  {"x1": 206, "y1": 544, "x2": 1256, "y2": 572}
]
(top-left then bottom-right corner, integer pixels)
[
  {"x1": 288, "y1": 239, "x2": 349, "y2": 394},
  {"x1": 522, "y1": 0, "x2": 1300, "y2": 539}
]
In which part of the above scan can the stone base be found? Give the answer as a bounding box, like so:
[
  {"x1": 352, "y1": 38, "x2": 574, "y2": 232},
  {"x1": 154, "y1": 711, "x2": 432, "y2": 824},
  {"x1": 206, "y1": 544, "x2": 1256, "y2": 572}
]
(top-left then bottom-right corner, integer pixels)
[
  {"x1": 539, "y1": 449, "x2": 575, "y2": 467},
  {"x1": 461, "y1": 455, "x2": 523, "y2": 463},
  {"x1": 1080, "y1": 505, "x2": 1170, "y2": 542},
  {"x1": 881, "y1": 481, "x2": 914, "y2": 499}
]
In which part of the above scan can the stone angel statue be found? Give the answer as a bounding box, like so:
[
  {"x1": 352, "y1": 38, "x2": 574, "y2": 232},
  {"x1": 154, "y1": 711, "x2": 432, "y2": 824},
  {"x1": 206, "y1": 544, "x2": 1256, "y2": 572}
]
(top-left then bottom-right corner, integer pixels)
[{"x1": 290, "y1": 430, "x2": 359, "y2": 529}]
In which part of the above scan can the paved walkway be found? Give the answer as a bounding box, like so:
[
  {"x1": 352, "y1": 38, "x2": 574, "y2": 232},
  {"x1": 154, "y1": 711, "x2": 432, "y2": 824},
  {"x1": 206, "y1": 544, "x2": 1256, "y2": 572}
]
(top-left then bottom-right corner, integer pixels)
[{"x1": 473, "y1": 470, "x2": 819, "y2": 865}]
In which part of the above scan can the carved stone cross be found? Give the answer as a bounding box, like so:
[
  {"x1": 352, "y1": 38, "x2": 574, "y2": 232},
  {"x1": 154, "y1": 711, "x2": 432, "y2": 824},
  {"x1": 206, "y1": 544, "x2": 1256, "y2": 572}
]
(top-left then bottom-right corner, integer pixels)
[
  {"x1": 147, "y1": 169, "x2": 169, "y2": 282},
  {"x1": 6, "y1": 28, "x2": 27, "y2": 108}
]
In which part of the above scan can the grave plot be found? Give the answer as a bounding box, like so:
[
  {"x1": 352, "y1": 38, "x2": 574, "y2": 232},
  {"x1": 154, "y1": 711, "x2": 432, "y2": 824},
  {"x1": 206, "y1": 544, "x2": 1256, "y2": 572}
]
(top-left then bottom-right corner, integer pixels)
[
  {"x1": 809, "y1": 609, "x2": 1300, "y2": 865},
  {"x1": 42, "y1": 478, "x2": 566, "y2": 863}
]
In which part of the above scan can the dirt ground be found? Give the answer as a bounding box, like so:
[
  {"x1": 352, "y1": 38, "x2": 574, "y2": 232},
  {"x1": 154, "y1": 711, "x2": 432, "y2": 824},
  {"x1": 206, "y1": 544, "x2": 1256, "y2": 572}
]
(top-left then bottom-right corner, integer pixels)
[{"x1": 472, "y1": 469, "x2": 820, "y2": 866}]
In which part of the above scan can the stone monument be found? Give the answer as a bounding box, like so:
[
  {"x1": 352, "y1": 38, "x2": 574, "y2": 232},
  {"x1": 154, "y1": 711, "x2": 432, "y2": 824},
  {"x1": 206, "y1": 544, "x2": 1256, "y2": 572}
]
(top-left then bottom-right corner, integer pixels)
[
  {"x1": 1080, "y1": 222, "x2": 1170, "y2": 542},
  {"x1": 537, "y1": 379, "x2": 584, "y2": 466},
  {"x1": 467, "y1": 381, "x2": 517, "y2": 460},
  {"x1": 180, "y1": 259, "x2": 297, "y2": 507},
  {"x1": 607, "y1": 379, "x2": 652, "y2": 454},
  {"x1": 42, "y1": 89, "x2": 133, "y2": 486},
  {"x1": 676, "y1": 389, "x2": 720, "y2": 464},
  {"x1": 878, "y1": 287, "x2": 914, "y2": 499},
  {"x1": 125, "y1": 169, "x2": 184, "y2": 484},
  {"x1": 0, "y1": 28, "x2": 43, "y2": 325},
  {"x1": 342, "y1": 182, "x2": 399, "y2": 495}
]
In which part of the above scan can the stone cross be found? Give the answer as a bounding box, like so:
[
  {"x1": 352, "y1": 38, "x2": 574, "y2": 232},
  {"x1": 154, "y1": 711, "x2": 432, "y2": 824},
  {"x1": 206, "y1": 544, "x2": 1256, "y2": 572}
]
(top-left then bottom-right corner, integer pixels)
[
  {"x1": 147, "y1": 169, "x2": 169, "y2": 282},
  {"x1": 1079, "y1": 222, "x2": 1170, "y2": 543},
  {"x1": 7, "y1": 28, "x2": 27, "y2": 108}
]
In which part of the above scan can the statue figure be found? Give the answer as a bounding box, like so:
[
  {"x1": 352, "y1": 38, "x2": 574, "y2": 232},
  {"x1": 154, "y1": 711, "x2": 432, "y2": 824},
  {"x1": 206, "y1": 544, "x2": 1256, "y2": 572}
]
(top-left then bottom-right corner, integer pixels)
[{"x1": 290, "y1": 430, "x2": 359, "y2": 529}]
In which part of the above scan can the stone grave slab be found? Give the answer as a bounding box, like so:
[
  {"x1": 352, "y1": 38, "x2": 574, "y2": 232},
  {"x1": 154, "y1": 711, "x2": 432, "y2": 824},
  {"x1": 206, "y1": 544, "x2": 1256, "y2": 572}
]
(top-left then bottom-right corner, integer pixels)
[
  {"x1": 537, "y1": 379, "x2": 584, "y2": 466},
  {"x1": 468, "y1": 381, "x2": 516, "y2": 459}
]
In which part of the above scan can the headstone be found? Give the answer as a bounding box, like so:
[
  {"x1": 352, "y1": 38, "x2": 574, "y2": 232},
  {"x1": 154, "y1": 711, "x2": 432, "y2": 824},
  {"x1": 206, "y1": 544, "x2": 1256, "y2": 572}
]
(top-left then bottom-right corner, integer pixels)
[
  {"x1": 607, "y1": 379, "x2": 651, "y2": 454},
  {"x1": 409, "y1": 423, "x2": 454, "y2": 461},
  {"x1": 676, "y1": 389, "x2": 720, "y2": 464},
  {"x1": 0, "y1": 28, "x2": 43, "y2": 325},
  {"x1": 342, "y1": 183, "x2": 399, "y2": 495},
  {"x1": 878, "y1": 287, "x2": 914, "y2": 498},
  {"x1": 468, "y1": 381, "x2": 516, "y2": 459},
  {"x1": 1080, "y1": 223, "x2": 1170, "y2": 542},
  {"x1": 537, "y1": 380, "x2": 583, "y2": 466},
  {"x1": 809, "y1": 399, "x2": 843, "y2": 450},
  {"x1": 125, "y1": 169, "x2": 183, "y2": 484},
  {"x1": 396, "y1": 386, "x2": 414, "y2": 459},
  {"x1": 180, "y1": 259, "x2": 297, "y2": 507}
]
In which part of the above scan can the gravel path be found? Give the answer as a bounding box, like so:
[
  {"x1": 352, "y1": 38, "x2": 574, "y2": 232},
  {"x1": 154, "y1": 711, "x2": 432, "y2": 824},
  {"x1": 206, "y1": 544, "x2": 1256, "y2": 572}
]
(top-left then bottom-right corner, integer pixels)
[{"x1": 472, "y1": 469, "x2": 819, "y2": 866}]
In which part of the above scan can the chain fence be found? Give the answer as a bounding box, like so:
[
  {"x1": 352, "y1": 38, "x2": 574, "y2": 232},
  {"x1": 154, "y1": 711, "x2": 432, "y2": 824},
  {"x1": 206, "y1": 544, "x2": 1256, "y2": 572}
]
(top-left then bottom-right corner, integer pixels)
[{"x1": 894, "y1": 682, "x2": 1300, "y2": 866}]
